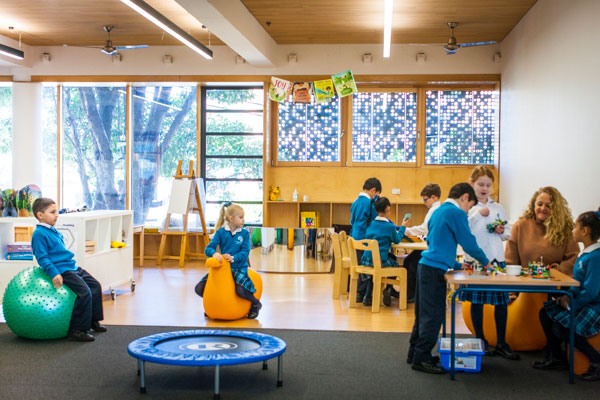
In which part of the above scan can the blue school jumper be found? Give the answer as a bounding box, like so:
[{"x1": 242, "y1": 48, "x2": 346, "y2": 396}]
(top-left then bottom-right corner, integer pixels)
[
  {"x1": 350, "y1": 193, "x2": 376, "y2": 240},
  {"x1": 544, "y1": 243, "x2": 600, "y2": 337},
  {"x1": 31, "y1": 224, "x2": 78, "y2": 278},
  {"x1": 203, "y1": 225, "x2": 255, "y2": 293},
  {"x1": 360, "y1": 217, "x2": 405, "y2": 267}
]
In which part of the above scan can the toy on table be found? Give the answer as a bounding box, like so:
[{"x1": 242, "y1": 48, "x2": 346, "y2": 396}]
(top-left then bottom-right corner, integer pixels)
[
  {"x1": 527, "y1": 259, "x2": 550, "y2": 279},
  {"x1": 486, "y1": 213, "x2": 508, "y2": 233}
]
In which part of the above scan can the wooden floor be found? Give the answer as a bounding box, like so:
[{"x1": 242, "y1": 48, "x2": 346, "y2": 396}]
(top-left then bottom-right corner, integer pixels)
[{"x1": 99, "y1": 260, "x2": 470, "y2": 334}]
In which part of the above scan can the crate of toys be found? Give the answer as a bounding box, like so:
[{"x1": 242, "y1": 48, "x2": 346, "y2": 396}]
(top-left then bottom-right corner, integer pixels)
[{"x1": 438, "y1": 338, "x2": 485, "y2": 372}]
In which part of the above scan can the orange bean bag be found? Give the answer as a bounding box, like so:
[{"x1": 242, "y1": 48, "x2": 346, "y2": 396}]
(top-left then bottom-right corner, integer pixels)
[
  {"x1": 570, "y1": 332, "x2": 600, "y2": 375},
  {"x1": 462, "y1": 292, "x2": 547, "y2": 351},
  {"x1": 203, "y1": 257, "x2": 263, "y2": 320}
]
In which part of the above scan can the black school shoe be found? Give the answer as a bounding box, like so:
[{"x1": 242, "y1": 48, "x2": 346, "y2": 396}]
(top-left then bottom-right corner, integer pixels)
[
  {"x1": 494, "y1": 343, "x2": 520, "y2": 360},
  {"x1": 247, "y1": 302, "x2": 262, "y2": 319},
  {"x1": 406, "y1": 354, "x2": 439, "y2": 365},
  {"x1": 412, "y1": 359, "x2": 446, "y2": 374},
  {"x1": 532, "y1": 358, "x2": 568, "y2": 370},
  {"x1": 68, "y1": 330, "x2": 95, "y2": 342},
  {"x1": 91, "y1": 321, "x2": 108, "y2": 333},
  {"x1": 581, "y1": 363, "x2": 600, "y2": 381},
  {"x1": 383, "y1": 287, "x2": 392, "y2": 307}
]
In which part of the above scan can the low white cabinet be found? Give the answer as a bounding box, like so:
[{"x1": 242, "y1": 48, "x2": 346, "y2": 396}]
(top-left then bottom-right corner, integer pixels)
[{"x1": 0, "y1": 210, "x2": 134, "y2": 303}]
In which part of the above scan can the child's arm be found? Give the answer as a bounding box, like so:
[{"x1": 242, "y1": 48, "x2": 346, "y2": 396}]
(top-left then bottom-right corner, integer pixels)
[
  {"x1": 205, "y1": 230, "x2": 222, "y2": 261},
  {"x1": 230, "y1": 231, "x2": 251, "y2": 265},
  {"x1": 455, "y1": 212, "x2": 489, "y2": 267},
  {"x1": 31, "y1": 234, "x2": 63, "y2": 288},
  {"x1": 570, "y1": 257, "x2": 600, "y2": 311}
]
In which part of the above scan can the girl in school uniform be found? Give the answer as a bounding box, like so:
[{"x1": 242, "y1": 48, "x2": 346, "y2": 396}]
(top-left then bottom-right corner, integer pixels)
[
  {"x1": 195, "y1": 202, "x2": 261, "y2": 319},
  {"x1": 360, "y1": 197, "x2": 410, "y2": 306},
  {"x1": 459, "y1": 166, "x2": 519, "y2": 360},
  {"x1": 533, "y1": 208, "x2": 600, "y2": 381}
]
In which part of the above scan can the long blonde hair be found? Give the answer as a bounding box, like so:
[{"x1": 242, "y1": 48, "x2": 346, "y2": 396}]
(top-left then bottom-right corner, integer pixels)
[
  {"x1": 215, "y1": 202, "x2": 244, "y2": 231},
  {"x1": 522, "y1": 186, "x2": 573, "y2": 246}
]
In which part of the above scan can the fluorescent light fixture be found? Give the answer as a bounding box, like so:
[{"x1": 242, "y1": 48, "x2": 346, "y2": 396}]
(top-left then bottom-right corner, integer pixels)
[
  {"x1": 0, "y1": 43, "x2": 24, "y2": 60},
  {"x1": 383, "y1": 0, "x2": 393, "y2": 58},
  {"x1": 120, "y1": 0, "x2": 213, "y2": 60}
]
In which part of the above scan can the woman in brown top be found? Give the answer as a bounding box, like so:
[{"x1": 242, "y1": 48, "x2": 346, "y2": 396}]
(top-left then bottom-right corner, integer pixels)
[{"x1": 505, "y1": 186, "x2": 579, "y2": 276}]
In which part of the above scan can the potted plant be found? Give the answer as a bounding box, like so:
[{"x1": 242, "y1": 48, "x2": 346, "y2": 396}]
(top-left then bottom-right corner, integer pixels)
[{"x1": 2, "y1": 189, "x2": 17, "y2": 217}]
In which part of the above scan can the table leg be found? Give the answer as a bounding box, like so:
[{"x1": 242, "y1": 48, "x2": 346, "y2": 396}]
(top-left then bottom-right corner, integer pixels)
[
  {"x1": 568, "y1": 292, "x2": 575, "y2": 384},
  {"x1": 450, "y1": 290, "x2": 459, "y2": 380},
  {"x1": 263, "y1": 360, "x2": 268, "y2": 370},
  {"x1": 139, "y1": 360, "x2": 146, "y2": 393},
  {"x1": 214, "y1": 365, "x2": 220, "y2": 400},
  {"x1": 277, "y1": 355, "x2": 283, "y2": 387}
]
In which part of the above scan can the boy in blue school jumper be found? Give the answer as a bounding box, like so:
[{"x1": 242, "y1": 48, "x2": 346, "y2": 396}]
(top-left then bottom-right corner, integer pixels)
[
  {"x1": 408, "y1": 183, "x2": 491, "y2": 374},
  {"x1": 30, "y1": 198, "x2": 106, "y2": 342},
  {"x1": 350, "y1": 177, "x2": 381, "y2": 304}
]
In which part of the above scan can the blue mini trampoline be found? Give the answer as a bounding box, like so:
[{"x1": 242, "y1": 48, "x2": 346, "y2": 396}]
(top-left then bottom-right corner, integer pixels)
[{"x1": 128, "y1": 329, "x2": 287, "y2": 399}]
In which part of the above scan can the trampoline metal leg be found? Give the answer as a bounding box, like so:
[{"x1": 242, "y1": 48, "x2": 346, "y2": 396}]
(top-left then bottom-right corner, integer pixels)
[
  {"x1": 139, "y1": 360, "x2": 147, "y2": 394},
  {"x1": 263, "y1": 360, "x2": 268, "y2": 370},
  {"x1": 277, "y1": 355, "x2": 283, "y2": 387},
  {"x1": 214, "y1": 365, "x2": 220, "y2": 400}
]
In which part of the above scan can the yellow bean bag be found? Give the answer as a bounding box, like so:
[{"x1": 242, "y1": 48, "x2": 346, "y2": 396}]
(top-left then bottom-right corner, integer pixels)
[
  {"x1": 203, "y1": 257, "x2": 263, "y2": 320},
  {"x1": 462, "y1": 292, "x2": 547, "y2": 351}
]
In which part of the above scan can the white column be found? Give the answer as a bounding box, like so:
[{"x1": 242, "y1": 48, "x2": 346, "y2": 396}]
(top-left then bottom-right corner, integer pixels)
[{"x1": 12, "y1": 82, "x2": 43, "y2": 189}]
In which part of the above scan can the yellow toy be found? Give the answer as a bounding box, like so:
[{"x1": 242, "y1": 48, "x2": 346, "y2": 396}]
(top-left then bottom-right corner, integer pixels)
[
  {"x1": 462, "y1": 292, "x2": 547, "y2": 351},
  {"x1": 203, "y1": 257, "x2": 263, "y2": 320},
  {"x1": 110, "y1": 241, "x2": 126, "y2": 248},
  {"x1": 268, "y1": 186, "x2": 280, "y2": 201}
]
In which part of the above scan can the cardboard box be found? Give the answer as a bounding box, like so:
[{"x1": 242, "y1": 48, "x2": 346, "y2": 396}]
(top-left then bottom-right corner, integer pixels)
[{"x1": 300, "y1": 211, "x2": 320, "y2": 228}]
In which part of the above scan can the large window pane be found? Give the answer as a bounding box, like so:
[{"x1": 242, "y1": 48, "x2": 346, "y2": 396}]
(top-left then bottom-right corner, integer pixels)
[
  {"x1": 352, "y1": 92, "x2": 417, "y2": 163},
  {"x1": 41, "y1": 86, "x2": 58, "y2": 201},
  {"x1": 206, "y1": 159, "x2": 262, "y2": 179},
  {"x1": 278, "y1": 100, "x2": 340, "y2": 162},
  {"x1": 0, "y1": 85, "x2": 12, "y2": 189},
  {"x1": 206, "y1": 135, "x2": 262, "y2": 156},
  {"x1": 62, "y1": 86, "x2": 126, "y2": 210},
  {"x1": 425, "y1": 90, "x2": 498, "y2": 165},
  {"x1": 131, "y1": 85, "x2": 197, "y2": 226},
  {"x1": 206, "y1": 113, "x2": 263, "y2": 133}
]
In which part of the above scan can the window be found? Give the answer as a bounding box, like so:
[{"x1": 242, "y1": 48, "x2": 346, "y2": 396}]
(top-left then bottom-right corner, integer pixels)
[
  {"x1": 0, "y1": 84, "x2": 12, "y2": 189},
  {"x1": 425, "y1": 89, "x2": 498, "y2": 165},
  {"x1": 131, "y1": 85, "x2": 197, "y2": 226},
  {"x1": 41, "y1": 85, "x2": 58, "y2": 201},
  {"x1": 202, "y1": 87, "x2": 264, "y2": 225},
  {"x1": 277, "y1": 99, "x2": 340, "y2": 162},
  {"x1": 62, "y1": 85, "x2": 126, "y2": 210},
  {"x1": 352, "y1": 91, "x2": 417, "y2": 163}
]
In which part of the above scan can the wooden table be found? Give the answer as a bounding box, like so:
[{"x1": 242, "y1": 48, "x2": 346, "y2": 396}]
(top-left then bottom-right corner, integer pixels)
[
  {"x1": 392, "y1": 242, "x2": 427, "y2": 258},
  {"x1": 445, "y1": 269, "x2": 580, "y2": 383}
]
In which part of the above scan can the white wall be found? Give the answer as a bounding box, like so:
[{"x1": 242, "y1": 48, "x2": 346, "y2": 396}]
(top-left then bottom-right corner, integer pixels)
[{"x1": 499, "y1": 0, "x2": 600, "y2": 220}]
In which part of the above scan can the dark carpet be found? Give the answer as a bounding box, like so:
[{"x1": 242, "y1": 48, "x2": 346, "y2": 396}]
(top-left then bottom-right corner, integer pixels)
[{"x1": 0, "y1": 323, "x2": 598, "y2": 399}]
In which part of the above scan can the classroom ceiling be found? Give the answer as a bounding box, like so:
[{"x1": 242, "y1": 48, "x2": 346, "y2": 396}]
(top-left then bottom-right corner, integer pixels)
[{"x1": 0, "y1": 0, "x2": 537, "y2": 48}]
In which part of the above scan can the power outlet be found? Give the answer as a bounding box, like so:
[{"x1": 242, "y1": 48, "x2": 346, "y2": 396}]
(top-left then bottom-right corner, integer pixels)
[{"x1": 391, "y1": 188, "x2": 401, "y2": 195}]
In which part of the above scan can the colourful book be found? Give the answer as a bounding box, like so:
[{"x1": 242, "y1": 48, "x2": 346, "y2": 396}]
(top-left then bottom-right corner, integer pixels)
[
  {"x1": 269, "y1": 77, "x2": 292, "y2": 102},
  {"x1": 6, "y1": 252, "x2": 34, "y2": 260},
  {"x1": 7, "y1": 243, "x2": 33, "y2": 253},
  {"x1": 313, "y1": 79, "x2": 335, "y2": 102},
  {"x1": 331, "y1": 70, "x2": 358, "y2": 98}
]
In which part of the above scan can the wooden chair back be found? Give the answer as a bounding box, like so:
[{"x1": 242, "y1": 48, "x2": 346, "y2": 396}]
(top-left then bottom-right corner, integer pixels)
[{"x1": 332, "y1": 232, "x2": 351, "y2": 299}]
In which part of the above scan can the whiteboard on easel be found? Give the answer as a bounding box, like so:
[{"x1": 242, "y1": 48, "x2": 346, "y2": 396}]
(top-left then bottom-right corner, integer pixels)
[{"x1": 167, "y1": 179, "x2": 193, "y2": 214}]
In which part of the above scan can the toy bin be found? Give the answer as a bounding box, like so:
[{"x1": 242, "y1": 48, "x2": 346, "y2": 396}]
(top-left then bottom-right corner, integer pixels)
[{"x1": 438, "y1": 338, "x2": 484, "y2": 373}]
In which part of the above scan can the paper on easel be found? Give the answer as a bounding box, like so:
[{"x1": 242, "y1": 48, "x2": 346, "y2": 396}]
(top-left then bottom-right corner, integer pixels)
[{"x1": 167, "y1": 179, "x2": 193, "y2": 214}]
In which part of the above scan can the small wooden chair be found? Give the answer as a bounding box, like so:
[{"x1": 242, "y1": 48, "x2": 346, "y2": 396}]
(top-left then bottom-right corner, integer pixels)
[
  {"x1": 348, "y1": 237, "x2": 407, "y2": 312},
  {"x1": 331, "y1": 232, "x2": 351, "y2": 299}
]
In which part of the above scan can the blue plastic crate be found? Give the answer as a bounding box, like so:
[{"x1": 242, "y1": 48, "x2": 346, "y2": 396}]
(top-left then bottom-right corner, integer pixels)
[{"x1": 437, "y1": 338, "x2": 484, "y2": 373}]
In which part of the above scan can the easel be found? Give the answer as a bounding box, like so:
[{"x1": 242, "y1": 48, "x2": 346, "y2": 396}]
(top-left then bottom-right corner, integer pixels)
[{"x1": 157, "y1": 160, "x2": 209, "y2": 267}]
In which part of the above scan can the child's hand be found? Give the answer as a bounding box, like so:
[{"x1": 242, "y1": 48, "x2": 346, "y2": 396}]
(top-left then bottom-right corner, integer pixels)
[
  {"x1": 479, "y1": 207, "x2": 490, "y2": 217},
  {"x1": 461, "y1": 263, "x2": 471, "y2": 270},
  {"x1": 557, "y1": 295, "x2": 570, "y2": 309},
  {"x1": 401, "y1": 217, "x2": 411, "y2": 227},
  {"x1": 494, "y1": 224, "x2": 505, "y2": 234},
  {"x1": 52, "y1": 274, "x2": 63, "y2": 289},
  {"x1": 213, "y1": 253, "x2": 223, "y2": 262},
  {"x1": 222, "y1": 253, "x2": 233, "y2": 262}
]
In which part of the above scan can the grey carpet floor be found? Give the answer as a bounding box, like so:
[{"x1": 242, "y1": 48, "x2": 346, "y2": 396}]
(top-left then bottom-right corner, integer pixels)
[{"x1": 0, "y1": 323, "x2": 598, "y2": 399}]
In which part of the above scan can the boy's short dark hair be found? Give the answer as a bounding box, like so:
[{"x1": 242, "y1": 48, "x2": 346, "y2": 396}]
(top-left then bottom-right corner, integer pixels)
[
  {"x1": 32, "y1": 198, "x2": 56, "y2": 220},
  {"x1": 448, "y1": 183, "x2": 476, "y2": 202},
  {"x1": 363, "y1": 177, "x2": 382, "y2": 192},
  {"x1": 420, "y1": 183, "x2": 441, "y2": 199},
  {"x1": 374, "y1": 196, "x2": 391, "y2": 213}
]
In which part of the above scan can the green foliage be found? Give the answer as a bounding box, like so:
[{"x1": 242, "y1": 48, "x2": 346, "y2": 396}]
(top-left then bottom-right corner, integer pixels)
[{"x1": 0, "y1": 87, "x2": 12, "y2": 154}]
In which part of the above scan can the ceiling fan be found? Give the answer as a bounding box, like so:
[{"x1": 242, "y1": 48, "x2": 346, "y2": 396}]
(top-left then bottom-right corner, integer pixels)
[
  {"x1": 91, "y1": 25, "x2": 148, "y2": 56},
  {"x1": 444, "y1": 22, "x2": 496, "y2": 55}
]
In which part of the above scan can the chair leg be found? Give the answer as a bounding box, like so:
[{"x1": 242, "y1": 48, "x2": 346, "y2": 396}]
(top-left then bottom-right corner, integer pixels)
[
  {"x1": 332, "y1": 262, "x2": 342, "y2": 299},
  {"x1": 372, "y1": 275, "x2": 382, "y2": 313},
  {"x1": 340, "y1": 268, "x2": 350, "y2": 295},
  {"x1": 399, "y1": 270, "x2": 407, "y2": 311},
  {"x1": 349, "y1": 273, "x2": 358, "y2": 308}
]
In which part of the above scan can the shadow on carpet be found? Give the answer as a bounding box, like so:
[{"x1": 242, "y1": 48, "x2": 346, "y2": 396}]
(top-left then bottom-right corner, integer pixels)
[{"x1": 0, "y1": 323, "x2": 597, "y2": 399}]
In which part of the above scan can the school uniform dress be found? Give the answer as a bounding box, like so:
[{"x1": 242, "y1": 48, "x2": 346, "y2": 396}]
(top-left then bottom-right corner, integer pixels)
[
  {"x1": 200, "y1": 224, "x2": 255, "y2": 293},
  {"x1": 408, "y1": 199, "x2": 489, "y2": 365},
  {"x1": 360, "y1": 217, "x2": 404, "y2": 267},
  {"x1": 543, "y1": 243, "x2": 600, "y2": 337},
  {"x1": 459, "y1": 200, "x2": 511, "y2": 305}
]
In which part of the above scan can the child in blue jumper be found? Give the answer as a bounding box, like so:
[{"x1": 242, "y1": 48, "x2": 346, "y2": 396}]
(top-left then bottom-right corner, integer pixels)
[
  {"x1": 533, "y1": 208, "x2": 600, "y2": 381},
  {"x1": 195, "y1": 202, "x2": 261, "y2": 319},
  {"x1": 30, "y1": 198, "x2": 106, "y2": 342},
  {"x1": 408, "y1": 183, "x2": 491, "y2": 374},
  {"x1": 350, "y1": 177, "x2": 381, "y2": 304},
  {"x1": 360, "y1": 197, "x2": 410, "y2": 306}
]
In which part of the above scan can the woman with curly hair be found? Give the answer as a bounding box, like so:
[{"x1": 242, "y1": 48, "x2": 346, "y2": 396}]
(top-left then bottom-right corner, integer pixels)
[{"x1": 505, "y1": 186, "x2": 579, "y2": 275}]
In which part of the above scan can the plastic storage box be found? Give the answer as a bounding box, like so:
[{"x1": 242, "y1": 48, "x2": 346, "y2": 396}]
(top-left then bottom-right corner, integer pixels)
[{"x1": 438, "y1": 338, "x2": 484, "y2": 372}]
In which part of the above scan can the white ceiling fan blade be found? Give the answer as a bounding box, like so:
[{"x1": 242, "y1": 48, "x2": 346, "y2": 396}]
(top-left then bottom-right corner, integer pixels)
[
  {"x1": 116, "y1": 45, "x2": 149, "y2": 50},
  {"x1": 459, "y1": 41, "x2": 497, "y2": 48}
]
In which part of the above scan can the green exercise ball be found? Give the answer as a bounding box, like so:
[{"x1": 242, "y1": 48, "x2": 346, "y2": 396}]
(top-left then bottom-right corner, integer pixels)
[{"x1": 2, "y1": 267, "x2": 76, "y2": 339}]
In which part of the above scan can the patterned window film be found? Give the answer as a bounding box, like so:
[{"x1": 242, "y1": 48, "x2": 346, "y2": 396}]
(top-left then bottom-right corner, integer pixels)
[
  {"x1": 277, "y1": 100, "x2": 340, "y2": 162},
  {"x1": 352, "y1": 92, "x2": 417, "y2": 163},
  {"x1": 425, "y1": 90, "x2": 498, "y2": 165}
]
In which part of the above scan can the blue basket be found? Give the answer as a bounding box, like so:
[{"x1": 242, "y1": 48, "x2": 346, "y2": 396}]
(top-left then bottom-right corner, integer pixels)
[{"x1": 437, "y1": 338, "x2": 484, "y2": 373}]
